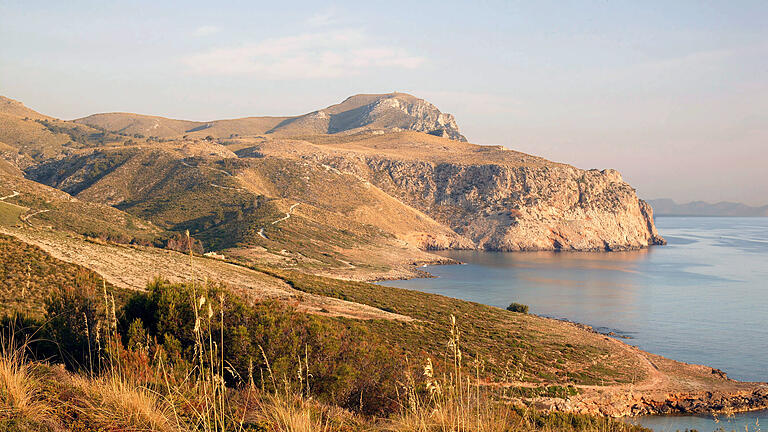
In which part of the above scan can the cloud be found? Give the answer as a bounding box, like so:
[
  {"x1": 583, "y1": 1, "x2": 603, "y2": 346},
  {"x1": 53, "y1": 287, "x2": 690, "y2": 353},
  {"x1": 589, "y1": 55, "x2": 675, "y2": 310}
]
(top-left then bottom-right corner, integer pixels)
[
  {"x1": 194, "y1": 25, "x2": 219, "y2": 37},
  {"x1": 306, "y1": 11, "x2": 337, "y2": 27},
  {"x1": 182, "y1": 29, "x2": 425, "y2": 79}
]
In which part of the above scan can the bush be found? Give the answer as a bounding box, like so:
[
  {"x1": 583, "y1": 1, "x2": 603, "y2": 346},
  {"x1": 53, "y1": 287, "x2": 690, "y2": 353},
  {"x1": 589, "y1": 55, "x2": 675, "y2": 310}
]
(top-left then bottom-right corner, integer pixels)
[
  {"x1": 43, "y1": 281, "x2": 103, "y2": 371},
  {"x1": 507, "y1": 302, "x2": 529, "y2": 314},
  {"x1": 120, "y1": 279, "x2": 403, "y2": 414}
]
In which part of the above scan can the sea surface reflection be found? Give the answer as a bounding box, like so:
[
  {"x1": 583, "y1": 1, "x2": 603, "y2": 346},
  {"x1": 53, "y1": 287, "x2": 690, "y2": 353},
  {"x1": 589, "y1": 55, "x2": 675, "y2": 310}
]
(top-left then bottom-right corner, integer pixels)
[{"x1": 382, "y1": 217, "x2": 768, "y2": 431}]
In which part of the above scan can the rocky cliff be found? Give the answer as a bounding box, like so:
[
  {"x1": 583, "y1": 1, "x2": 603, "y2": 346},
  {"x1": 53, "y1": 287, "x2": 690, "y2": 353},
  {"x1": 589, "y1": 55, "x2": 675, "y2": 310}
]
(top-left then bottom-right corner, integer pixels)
[
  {"x1": 335, "y1": 159, "x2": 663, "y2": 251},
  {"x1": 264, "y1": 132, "x2": 665, "y2": 252},
  {"x1": 6, "y1": 93, "x2": 664, "y2": 255},
  {"x1": 267, "y1": 93, "x2": 467, "y2": 140}
]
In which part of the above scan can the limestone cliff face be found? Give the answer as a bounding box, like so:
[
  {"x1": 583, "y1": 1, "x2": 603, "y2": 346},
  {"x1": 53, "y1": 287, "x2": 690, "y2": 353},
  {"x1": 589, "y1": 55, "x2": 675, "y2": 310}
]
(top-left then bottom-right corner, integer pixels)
[
  {"x1": 309, "y1": 153, "x2": 664, "y2": 251},
  {"x1": 271, "y1": 93, "x2": 468, "y2": 141},
  {"x1": 347, "y1": 94, "x2": 466, "y2": 141}
]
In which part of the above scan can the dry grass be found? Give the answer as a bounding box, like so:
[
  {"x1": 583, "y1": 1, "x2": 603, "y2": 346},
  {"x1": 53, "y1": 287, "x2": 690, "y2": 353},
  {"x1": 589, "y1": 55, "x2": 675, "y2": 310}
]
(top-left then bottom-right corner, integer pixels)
[
  {"x1": 385, "y1": 315, "x2": 648, "y2": 432},
  {"x1": 389, "y1": 315, "x2": 513, "y2": 432},
  {"x1": 254, "y1": 393, "x2": 329, "y2": 432},
  {"x1": 67, "y1": 373, "x2": 178, "y2": 432},
  {"x1": 0, "y1": 337, "x2": 53, "y2": 426},
  {"x1": 0, "y1": 309, "x2": 651, "y2": 432}
]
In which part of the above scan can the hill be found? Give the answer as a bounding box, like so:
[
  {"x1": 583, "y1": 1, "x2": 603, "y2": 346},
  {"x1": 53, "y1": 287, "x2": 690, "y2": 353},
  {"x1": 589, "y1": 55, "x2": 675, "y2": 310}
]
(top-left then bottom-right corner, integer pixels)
[
  {"x1": 0, "y1": 168, "x2": 162, "y2": 244},
  {"x1": 1, "y1": 93, "x2": 665, "y2": 279},
  {"x1": 0, "y1": 96, "x2": 53, "y2": 120},
  {"x1": 2, "y1": 225, "x2": 765, "y2": 419},
  {"x1": 650, "y1": 198, "x2": 768, "y2": 217},
  {"x1": 74, "y1": 93, "x2": 466, "y2": 140}
]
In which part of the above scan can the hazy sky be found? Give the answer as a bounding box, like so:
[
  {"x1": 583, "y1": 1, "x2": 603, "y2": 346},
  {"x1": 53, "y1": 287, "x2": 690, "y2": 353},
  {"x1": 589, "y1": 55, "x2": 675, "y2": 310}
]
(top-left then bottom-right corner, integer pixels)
[{"x1": 1, "y1": 1, "x2": 766, "y2": 205}]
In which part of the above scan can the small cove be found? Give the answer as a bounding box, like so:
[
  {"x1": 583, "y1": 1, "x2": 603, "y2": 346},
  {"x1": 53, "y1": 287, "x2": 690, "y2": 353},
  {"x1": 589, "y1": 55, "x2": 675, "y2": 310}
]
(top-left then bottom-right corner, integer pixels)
[{"x1": 382, "y1": 217, "x2": 768, "y2": 431}]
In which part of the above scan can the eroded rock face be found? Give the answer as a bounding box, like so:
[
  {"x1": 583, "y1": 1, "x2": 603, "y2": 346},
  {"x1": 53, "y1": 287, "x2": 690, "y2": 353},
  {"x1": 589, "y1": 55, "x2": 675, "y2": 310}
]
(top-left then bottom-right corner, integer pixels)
[
  {"x1": 313, "y1": 155, "x2": 664, "y2": 252},
  {"x1": 355, "y1": 95, "x2": 466, "y2": 141},
  {"x1": 284, "y1": 93, "x2": 468, "y2": 141}
]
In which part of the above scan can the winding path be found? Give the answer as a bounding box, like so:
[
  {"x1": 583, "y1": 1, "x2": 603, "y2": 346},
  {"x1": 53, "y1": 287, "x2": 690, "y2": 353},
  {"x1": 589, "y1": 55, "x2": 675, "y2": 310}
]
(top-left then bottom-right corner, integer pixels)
[
  {"x1": 0, "y1": 191, "x2": 20, "y2": 201},
  {"x1": 180, "y1": 159, "x2": 233, "y2": 176},
  {"x1": 21, "y1": 209, "x2": 49, "y2": 223},
  {"x1": 256, "y1": 203, "x2": 300, "y2": 240},
  {"x1": 271, "y1": 203, "x2": 300, "y2": 225},
  {"x1": 210, "y1": 183, "x2": 245, "y2": 191},
  {"x1": 0, "y1": 191, "x2": 50, "y2": 225}
]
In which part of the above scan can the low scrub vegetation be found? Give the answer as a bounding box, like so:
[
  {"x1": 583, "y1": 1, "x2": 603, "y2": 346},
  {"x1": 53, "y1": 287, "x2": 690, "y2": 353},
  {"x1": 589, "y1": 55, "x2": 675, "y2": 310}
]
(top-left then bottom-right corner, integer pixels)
[
  {"x1": 0, "y1": 234, "x2": 126, "y2": 317},
  {"x1": 256, "y1": 267, "x2": 644, "y2": 386},
  {"x1": 0, "y1": 275, "x2": 650, "y2": 432},
  {"x1": 507, "y1": 303, "x2": 530, "y2": 314}
]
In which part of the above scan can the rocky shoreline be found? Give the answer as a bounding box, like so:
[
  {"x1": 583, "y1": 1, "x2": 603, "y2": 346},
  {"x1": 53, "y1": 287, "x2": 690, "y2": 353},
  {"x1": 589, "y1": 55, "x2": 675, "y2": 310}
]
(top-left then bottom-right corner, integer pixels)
[
  {"x1": 377, "y1": 262, "x2": 768, "y2": 419},
  {"x1": 527, "y1": 319, "x2": 768, "y2": 418},
  {"x1": 546, "y1": 386, "x2": 768, "y2": 418}
]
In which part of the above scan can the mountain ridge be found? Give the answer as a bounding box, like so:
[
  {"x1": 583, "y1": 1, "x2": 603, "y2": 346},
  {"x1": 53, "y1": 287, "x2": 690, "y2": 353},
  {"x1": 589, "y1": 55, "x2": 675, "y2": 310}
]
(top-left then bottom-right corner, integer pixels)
[
  {"x1": 1, "y1": 92, "x2": 663, "y2": 281},
  {"x1": 73, "y1": 92, "x2": 467, "y2": 141},
  {"x1": 650, "y1": 198, "x2": 768, "y2": 217}
]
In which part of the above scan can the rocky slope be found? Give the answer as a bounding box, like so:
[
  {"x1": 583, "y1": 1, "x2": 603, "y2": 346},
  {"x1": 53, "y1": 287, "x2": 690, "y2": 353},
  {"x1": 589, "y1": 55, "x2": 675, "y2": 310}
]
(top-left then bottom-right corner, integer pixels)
[
  {"x1": 246, "y1": 132, "x2": 665, "y2": 252},
  {"x1": 267, "y1": 93, "x2": 467, "y2": 140},
  {"x1": 354, "y1": 158, "x2": 663, "y2": 251},
  {"x1": 4, "y1": 93, "x2": 663, "y2": 264},
  {"x1": 75, "y1": 93, "x2": 467, "y2": 141}
]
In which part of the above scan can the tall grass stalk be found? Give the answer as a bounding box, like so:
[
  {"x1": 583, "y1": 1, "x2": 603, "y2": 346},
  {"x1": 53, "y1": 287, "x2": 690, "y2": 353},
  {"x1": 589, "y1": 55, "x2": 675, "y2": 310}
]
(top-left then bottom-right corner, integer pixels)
[{"x1": 0, "y1": 333, "x2": 52, "y2": 425}]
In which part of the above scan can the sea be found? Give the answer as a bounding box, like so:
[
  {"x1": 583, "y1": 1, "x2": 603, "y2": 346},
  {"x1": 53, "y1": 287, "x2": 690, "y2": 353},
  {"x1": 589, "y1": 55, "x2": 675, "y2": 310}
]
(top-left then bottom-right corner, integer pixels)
[{"x1": 383, "y1": 217, "x2": 768, "y2": 432}]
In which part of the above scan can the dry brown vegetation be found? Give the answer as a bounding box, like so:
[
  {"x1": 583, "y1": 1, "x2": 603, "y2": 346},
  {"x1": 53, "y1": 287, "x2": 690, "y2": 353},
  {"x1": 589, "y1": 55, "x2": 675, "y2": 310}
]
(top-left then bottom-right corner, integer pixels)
[{"x1": 0, "y1": 280, "x2": 650, "y2": 432}]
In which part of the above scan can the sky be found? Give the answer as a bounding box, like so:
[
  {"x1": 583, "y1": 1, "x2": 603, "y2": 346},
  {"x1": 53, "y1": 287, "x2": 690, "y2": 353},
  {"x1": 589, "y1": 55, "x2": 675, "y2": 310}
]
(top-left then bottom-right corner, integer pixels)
[{"x1": 1, "y1": 1, "x2": 766, "y2": 205}]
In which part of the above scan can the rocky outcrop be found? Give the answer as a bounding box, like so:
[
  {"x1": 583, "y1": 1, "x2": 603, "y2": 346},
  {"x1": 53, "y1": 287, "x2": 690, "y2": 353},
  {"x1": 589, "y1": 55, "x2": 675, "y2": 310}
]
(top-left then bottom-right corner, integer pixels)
[
  {"x1": 538, "y1": 387, "x2": 768, "y2": 418},
  {"x1": 269, "y1": 93, "x2": 468, "y2": 141},
  {"x1": 339, "y1": 93, "x2": 466, "y2": 141},
  {"x1": 310, "y1": 153, "x2": 664, "y2": 252}
]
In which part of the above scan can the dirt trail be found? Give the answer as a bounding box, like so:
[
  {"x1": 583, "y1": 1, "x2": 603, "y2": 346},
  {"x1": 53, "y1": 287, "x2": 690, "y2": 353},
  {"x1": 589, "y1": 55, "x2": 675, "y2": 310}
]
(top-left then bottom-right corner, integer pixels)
[
  {"x1": 0, "y1": 191, "x2": 20, "y2": 201},
  {"x1": 271, "y1": 203, "x2": 300, "y2": 225},
  {"x1": 21, "y1": 209, "x2": 49, "y2": 223},
  {"x1": 180, "y1": 159, "x2": 233, "y2": 176},
  {"x1": 0, "y1": 226, "x2": 410, "y2": 322},
  {"x1": 0, "y1": 191, "x2": 50, "y2": 225},
  {"x1": 256, "y1": 203, "x2": 300, "y2": 241},
  {"x1": 210, "y1": 183, "x2": 245, "y2": 191}
]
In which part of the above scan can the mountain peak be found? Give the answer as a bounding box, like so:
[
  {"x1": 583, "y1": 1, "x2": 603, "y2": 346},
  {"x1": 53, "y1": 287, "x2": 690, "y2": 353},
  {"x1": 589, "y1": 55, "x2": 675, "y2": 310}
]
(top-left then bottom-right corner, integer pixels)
[
  {"x1": 311, "y1": 93, "x2": 466, "y2": 141},
  {"x1": 72, "y1": 92, "x2": 467, "y2": 141}
]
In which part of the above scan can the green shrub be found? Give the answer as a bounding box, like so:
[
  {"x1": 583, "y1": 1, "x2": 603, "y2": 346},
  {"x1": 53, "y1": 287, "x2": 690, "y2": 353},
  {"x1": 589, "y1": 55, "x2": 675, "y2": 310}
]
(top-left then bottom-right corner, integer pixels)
[
  {"x1": 43, "y1": 281, "x2": 102, "y2": 371},
  {"x1": 119, "y1": 278, "x2": 402, "y2": 414},
  {"x1": 507, "y1": 302, "x2": 529, "y2": 314}
]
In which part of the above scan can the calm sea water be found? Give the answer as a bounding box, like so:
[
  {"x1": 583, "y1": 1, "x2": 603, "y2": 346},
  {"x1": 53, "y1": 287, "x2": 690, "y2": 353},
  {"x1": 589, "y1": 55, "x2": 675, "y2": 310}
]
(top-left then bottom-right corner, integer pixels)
[{"x1": 383, "y1": 217, "x2": 768, "y2": 431}]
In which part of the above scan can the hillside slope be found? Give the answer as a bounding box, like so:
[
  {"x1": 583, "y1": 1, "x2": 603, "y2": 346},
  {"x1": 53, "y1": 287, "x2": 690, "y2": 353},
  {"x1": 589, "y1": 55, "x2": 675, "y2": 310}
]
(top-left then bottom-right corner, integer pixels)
[
  {"x1": 75, "y1": 93, "x2": 466, "y2": 140},
  {"x1": 0, "y1": 168, "x2": 162, "y2": 244},
  {"x1": 2, "y1": 226, "x2": 764, "y2": 418},
  {"x1": 5, "y1": 94, "x2": 663, "y2": 278},
  {"x1": 238, "y1": 132, "x2": 665, "y2": 251}
]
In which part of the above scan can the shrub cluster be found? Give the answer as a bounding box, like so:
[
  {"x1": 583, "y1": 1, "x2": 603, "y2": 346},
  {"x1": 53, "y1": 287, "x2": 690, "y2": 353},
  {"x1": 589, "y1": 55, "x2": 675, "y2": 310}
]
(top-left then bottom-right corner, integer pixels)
[
  {"x1": 507, "y1": 302, "x2": 530, "y2": 314},
  {"x1": 3, "y1": 278, "x2": 403, "y2": 415}
]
